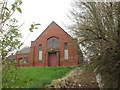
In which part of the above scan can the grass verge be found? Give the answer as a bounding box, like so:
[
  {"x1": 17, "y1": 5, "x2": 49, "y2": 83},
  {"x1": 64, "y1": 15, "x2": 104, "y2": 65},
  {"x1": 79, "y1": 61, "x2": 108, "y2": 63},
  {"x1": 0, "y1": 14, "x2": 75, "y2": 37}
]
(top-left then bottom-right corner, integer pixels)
[{"x1": 4, "y1": 66, "x2": 75, "y2": 88}]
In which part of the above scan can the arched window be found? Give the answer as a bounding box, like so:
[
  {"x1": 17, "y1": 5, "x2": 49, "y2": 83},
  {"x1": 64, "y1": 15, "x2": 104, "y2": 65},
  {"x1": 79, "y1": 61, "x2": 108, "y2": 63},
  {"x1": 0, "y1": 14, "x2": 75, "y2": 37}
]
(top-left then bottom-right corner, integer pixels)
[
  {"x1": 47, "y1": 37, "x2": 59, "y2": 48},
  {"x1": 64, "y1": 42, "x2": 68, "y2": 50}
]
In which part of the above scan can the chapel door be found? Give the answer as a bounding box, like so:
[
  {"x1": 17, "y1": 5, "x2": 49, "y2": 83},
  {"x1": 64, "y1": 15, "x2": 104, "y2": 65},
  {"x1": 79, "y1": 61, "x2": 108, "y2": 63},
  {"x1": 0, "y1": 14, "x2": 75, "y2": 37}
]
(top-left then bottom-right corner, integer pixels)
[{"x1": 48, "y1": 52, "x2": 57, "y2": 66}]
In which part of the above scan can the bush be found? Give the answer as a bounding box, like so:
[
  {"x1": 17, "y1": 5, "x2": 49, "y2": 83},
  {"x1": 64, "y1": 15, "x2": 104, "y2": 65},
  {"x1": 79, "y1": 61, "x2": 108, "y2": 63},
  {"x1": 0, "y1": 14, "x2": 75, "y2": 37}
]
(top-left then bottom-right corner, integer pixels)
[{"x1": 27, "y1": 78, "x2": 52, "y2": 88}]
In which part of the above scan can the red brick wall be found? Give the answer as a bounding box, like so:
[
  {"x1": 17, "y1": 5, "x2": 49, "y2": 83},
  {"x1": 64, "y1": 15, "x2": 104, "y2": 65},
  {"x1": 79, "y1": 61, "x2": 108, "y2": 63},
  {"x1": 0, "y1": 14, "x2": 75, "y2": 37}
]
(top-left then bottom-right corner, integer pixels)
[
  {"x1": 30, "y1": 21, "x2": 80, "y2": 66},
  {"x1": 16, "y1": 53, "x2": 30, "y2": 67},
  {"x1": 16, "y1": 21, "x2": 83, "y2": 67}
]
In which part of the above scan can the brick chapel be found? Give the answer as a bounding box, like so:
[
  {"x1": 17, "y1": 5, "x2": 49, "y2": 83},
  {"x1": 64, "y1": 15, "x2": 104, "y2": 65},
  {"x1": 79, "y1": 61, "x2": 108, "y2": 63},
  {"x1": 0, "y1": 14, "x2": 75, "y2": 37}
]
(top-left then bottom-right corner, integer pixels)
[{"x1": 15, "y1": 21, "x2": 83, "y2": 67}]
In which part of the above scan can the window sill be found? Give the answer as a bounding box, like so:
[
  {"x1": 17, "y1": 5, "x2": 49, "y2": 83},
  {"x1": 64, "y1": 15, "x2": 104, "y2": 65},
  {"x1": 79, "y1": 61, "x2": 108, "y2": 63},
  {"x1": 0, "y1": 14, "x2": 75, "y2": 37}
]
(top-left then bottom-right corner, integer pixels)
[
  {"x1": 39, "y1": 61, "x2": 42, "y2": 63},
  {"x1": 64, "y1": 59, "x2": 68, "y2": 61}
]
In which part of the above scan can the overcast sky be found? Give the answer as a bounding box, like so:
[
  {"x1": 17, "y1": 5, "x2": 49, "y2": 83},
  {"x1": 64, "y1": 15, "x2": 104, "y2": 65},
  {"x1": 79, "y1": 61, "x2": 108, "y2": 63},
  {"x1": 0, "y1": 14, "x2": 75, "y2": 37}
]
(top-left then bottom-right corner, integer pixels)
[{"x1": 13, "y1": 0, "x2": 72, "y2": 48}]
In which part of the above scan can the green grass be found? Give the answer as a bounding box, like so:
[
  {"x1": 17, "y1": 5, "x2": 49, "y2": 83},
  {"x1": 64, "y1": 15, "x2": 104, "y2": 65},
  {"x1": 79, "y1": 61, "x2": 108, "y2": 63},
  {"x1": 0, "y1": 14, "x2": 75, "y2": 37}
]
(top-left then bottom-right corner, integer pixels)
[{"x1": 5, "y1": 66, "x2": 75, "y2": 88}]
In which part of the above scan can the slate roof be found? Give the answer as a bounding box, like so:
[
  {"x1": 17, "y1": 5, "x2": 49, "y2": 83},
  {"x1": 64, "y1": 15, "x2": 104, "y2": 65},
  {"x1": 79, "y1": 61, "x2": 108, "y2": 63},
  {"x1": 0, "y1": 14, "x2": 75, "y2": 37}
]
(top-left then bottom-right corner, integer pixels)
[{"x1": 17, "y1": 47, "x2": 30, "y2": 54}]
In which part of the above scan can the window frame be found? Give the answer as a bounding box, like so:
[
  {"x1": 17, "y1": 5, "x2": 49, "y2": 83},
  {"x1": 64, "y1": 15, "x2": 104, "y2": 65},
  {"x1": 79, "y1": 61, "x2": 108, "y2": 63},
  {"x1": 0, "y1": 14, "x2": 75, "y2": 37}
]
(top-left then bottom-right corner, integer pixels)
[
  {"x1": 24, "y1": 56, "x2": 28, "y2": 64},
  {"x1": 64, "y1": 42, "x2": 68, "y2": 50},
  {"x1": 47, "y1": 37, "x2": 60, "y2": 48},
  {"x1": 39, "y1": 44, "x2": 42, "y2": 51},
  {"x1": 64, "y1": 42, "x2": 69, "y2": 60},
  {"x1": 39, "y1": 44, "x2": 42, "y2": 61}
]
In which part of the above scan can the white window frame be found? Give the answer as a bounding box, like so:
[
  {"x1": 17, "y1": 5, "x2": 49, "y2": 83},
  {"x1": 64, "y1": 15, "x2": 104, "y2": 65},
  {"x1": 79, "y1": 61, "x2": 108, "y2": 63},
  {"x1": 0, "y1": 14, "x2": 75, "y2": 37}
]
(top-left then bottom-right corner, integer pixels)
[
  {"x1": 64, "y1": 42, "x2": 68, "y2": 60},
  {"x1": 64, "y1": 49, "x2": 68, "y2": 59},
  {"x1": 39, "y1": 44, "x2": 42, "y2": 61},
  {"x1": 39, "y1": 51, "x2": 42, "y2": 61}
]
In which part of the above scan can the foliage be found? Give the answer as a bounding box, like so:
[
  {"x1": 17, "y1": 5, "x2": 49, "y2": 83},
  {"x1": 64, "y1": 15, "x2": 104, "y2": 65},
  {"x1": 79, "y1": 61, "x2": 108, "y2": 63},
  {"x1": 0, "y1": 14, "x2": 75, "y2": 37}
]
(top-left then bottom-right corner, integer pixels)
[
  {"x1": 0, "y1": 63, "x2": 1, "y2": 89},
  {"x1": 0, "y1": 0, "x2": 40, "y2": 88},
  {"x1": 0, "y1": 0, "x2": 23, "y2": 60},
  {"x1": 68, "y1": 0, "x2": 120, "y2": 88},
  {"x1": 0, "y1": 0, "x2": 23, "y2": 88},
  {"x1": 2, "y1": 60, "x2": 19, "y2": 88},
  {"x1": 4, "y1": 66, "x2": 75, "y2": 88},
  {"x1": 29, "y1": 22, "x2": 41, "y2": 32},
  {"x1": 27, "y1": 78, "x2": 52, "y2": 88}
]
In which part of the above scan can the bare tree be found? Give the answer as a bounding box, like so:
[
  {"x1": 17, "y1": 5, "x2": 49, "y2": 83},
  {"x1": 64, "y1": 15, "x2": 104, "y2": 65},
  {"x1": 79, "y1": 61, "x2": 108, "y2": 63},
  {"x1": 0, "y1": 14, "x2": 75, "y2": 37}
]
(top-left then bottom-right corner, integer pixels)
[{"x1": 68, "y1": 0, "x2": 120, "y2": 88}]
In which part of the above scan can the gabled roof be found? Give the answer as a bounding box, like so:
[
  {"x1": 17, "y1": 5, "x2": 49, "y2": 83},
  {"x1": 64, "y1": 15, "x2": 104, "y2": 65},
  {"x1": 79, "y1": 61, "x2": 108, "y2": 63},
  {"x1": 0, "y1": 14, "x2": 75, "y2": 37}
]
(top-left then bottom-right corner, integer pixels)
[{"x1": 35, "y1": 21, "x2": 73, "y2": 41}]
